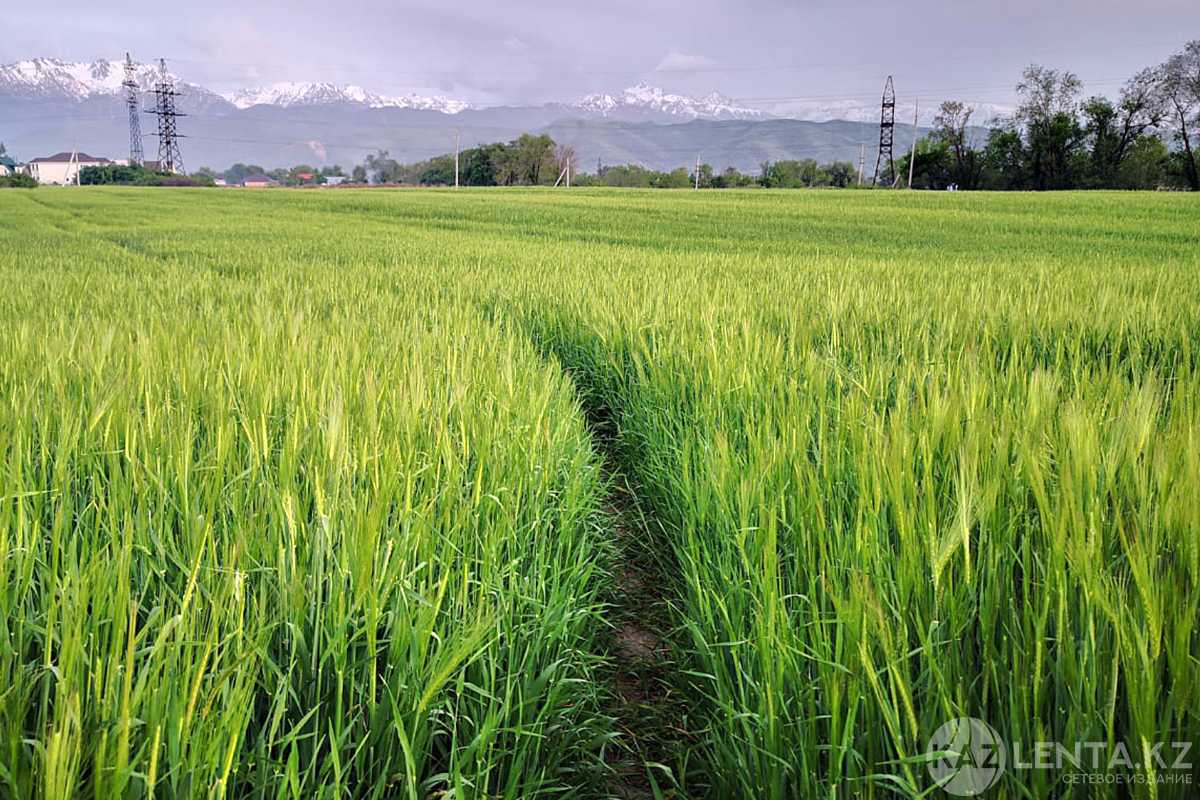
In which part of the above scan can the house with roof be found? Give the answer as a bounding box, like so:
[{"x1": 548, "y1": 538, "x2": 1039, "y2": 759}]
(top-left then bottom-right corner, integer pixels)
[
  {"x1": 25, "y1": 152, "x2": 113, "y2": 185},
  {"x1": 242, "y1": 175, "x2": 274, "y2": 188},
  {"x1": 0, "y1": 155, "x2": 20, "y2": 176}
]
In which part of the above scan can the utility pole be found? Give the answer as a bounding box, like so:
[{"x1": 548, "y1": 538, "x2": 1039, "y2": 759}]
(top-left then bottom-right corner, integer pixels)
[
  {"x1": 146, "y1": 58, "x2": 185, "y2": 174},
  {"x1": 871, "y1": 75, "x2": 896, "y2": 186},
  {"x1": 907, "y1": 98, "x2": 918, "y2": 189},
  {"x1": 554, "y1": 149, "x2": 573, "y2": 187},
  {"x1": 453, "y1": 129, "x2": 460, "y2": 188},
  {"x1": 123, "y1": 53, "x2": 143, "y2": 167},
  {"x1": 694, "y1": 154, "x2": 701, "y2": 190},
  {"x1": 857, "y1": 142, "x2": 865, "y2": 186}
]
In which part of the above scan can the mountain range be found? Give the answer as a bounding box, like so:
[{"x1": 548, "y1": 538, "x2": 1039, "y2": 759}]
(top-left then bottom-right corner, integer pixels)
[{"x1": 0, "y1": 58, "x2": 1003, "y2": 173}]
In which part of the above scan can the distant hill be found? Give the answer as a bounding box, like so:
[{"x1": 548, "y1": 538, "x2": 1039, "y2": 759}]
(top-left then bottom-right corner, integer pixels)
[
  {"x1": 1, "y1": 56, "x2": 997, "y2": 173},
  {"x1": 544, "y1": 118, "x2": 932, "y2": 173}
]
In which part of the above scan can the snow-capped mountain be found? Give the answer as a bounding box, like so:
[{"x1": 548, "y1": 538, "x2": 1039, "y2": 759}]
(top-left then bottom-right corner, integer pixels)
[
  {"x1": 225, "y1": 81, "x2": 470, "y2": 114},
  {"x1": 574, "y1": 83, "x2": 770, "y2": 121},
  {"x1": 0, "y1": 58, "x2": 127, "y2": 98},
  {"x1": 12, "y1": 59, "x2": 960, "y2": 123},
  {"x1": 0, "y1": 57, "x2": 221, "y2": 101},
  {"x1": 0, "y1": 58, "x2": 467, "y2": 113}
]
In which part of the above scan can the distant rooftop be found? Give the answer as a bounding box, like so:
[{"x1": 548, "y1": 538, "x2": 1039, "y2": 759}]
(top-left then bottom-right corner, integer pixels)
[{"x1": 29, "y1": 152, "x2": 111, "y2": 164}]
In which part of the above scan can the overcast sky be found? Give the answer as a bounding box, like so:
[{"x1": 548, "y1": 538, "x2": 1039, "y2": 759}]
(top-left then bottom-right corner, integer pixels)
[{"x1": 2, "y1": 1, "x2": 1194, "y2": 110}]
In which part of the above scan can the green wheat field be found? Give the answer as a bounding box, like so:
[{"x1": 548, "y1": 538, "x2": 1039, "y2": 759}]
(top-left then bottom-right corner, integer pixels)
[{"x1": 1, "y1": 187, "x2": 1197, "y2": 799}]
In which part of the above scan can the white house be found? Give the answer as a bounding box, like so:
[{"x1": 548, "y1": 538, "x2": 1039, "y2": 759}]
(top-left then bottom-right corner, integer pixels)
[
  {"x1": 25, "y1": 152, "x2": 113, "y2": 185},
  {"x1": 0, "y1": 155, "x2": 19, "y2": 176}
]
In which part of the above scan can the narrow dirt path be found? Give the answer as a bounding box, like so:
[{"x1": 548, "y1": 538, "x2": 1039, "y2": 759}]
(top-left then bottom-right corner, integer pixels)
[
  {"x1": 596, "y1": 462, "x2": 692, "y2": 799},
  {"x1": 510, "y1": 336, "x2": 694, "y2": 797}
]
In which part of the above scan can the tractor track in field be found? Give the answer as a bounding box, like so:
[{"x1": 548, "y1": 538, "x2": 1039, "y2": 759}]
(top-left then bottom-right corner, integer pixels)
[
  {"x1": 588, "y1": 424, "x2": 693, "y2": 799},
  {"x1": 502, "y1": 317, "x2": 695, "y2": 798}
]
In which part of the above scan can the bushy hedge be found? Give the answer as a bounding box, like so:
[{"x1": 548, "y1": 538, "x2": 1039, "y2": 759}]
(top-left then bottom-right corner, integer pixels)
[
  {"x1": 0, "y1": 173, "x2": 36, "y2": 188},
  {"x1": 79, "y1": 164, "x2": 209, "y2": 187}
]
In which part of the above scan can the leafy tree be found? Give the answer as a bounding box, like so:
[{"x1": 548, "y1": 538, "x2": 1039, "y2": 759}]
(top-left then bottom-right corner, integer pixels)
[
  {"x1": 462, "y1": 143, "x2": 504, "y2": 186},
  {"x1": 351, "y1": 164, "x2": 367, "y2": 183},
  {"x1": 1014, "y1": 65, "x2": 1085, "y2": 190},
  {"x1": 655, "y1": 168, "x2": 692, "y2": 188},
  {"x1": 483, "y1": 135, "x2": 559, "y2": 186},
  {"x1": 897, "y1": 139, "x2": 954, "y2": 189},
  {"x1": 0, "y1": 172, "x2": 36, "y2": 189},
  {"x1": 1117, "y1": 136, "x2": 1169, "y2": 189},
  {"x1": 825, "y1": 161, "x2": 857, "y2": 188},
  {"x1": 711, "y1": 167, "x2": 756, "y2": 188},
  {"x1": 1154, "y1": 40, "x2": 1200, "y2": 190},
  {"x1": 507, "y1": 134, "x2": 557, "y2": 185},
  {"x1": 79, "y1": 164, "x2": 205, "y2": 186},
  {"x1": 760, "y1": 160, "x2": 830, "y2": 188},
  {"x1": 189, "y1": 167, "x2": 217, "y2": 186},
  {"x1": 1081, "y1": 70, "x2": 1164, "y2": 187},
  {"x1": 931, "y1": 101, "x2": 982, "y2": 188},
  {"x1": 591, "y1": 164, "x2": 653, "y2": 187},
  {"x1": 418, "y1": 155, "x2": 456, "y2": 186},
  {"x1": 981, "y1": 128, "x2": 1027, "y2": 190},
  {"x1": 222, "y1": 163, "x2": 267, "y2": 184}
]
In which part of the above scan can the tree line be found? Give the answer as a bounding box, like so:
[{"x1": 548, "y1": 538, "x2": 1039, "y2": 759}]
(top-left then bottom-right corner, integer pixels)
[
  {"x1": 899, "y1": 41, "x2": 1200, "y2": 190},
  {"x1": 359, "y1": 134, "x2": 564, "y2": 186},
  {"x1": 354, "y1": 133, "x2": 861, "y2": 189}
]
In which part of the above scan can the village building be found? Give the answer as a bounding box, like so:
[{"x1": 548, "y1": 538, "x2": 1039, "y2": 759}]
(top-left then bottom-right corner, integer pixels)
[{"x1": 25, "y1": 152, "x2": 113, "y2": 185}]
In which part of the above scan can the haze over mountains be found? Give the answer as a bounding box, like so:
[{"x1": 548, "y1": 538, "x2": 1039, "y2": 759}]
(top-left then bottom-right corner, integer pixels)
[{"x1": 1, "y1": 58, "x2": 1006, "y2": 173}]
